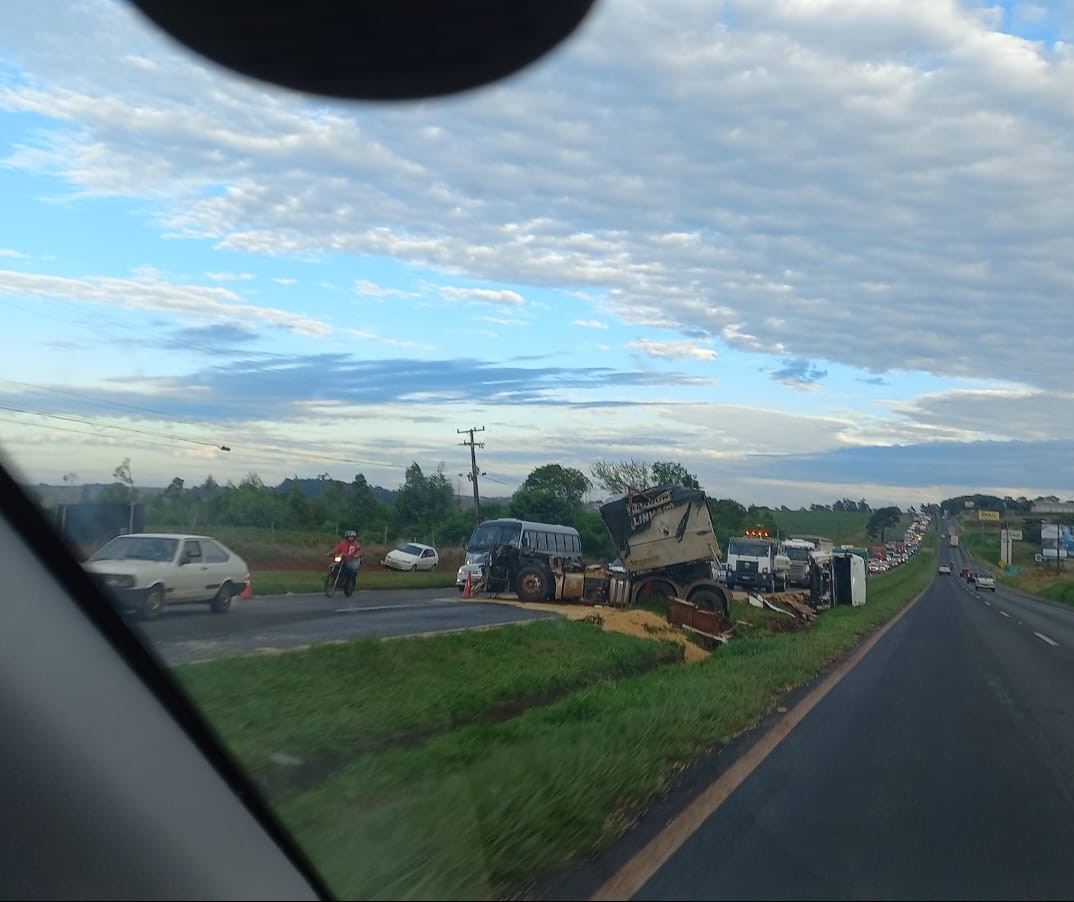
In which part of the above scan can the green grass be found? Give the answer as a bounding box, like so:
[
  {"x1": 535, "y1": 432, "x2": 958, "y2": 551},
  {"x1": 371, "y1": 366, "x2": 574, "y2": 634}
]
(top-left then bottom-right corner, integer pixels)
[
  {"x1": 176, "y1": 530, "x2": 937, "y2": 900},
  {"x1": 252, "y1": 568, "x2": 458, "y2": 595},
  {"x1": 176, "y1": 618, "x2": 683, "y2": 793},
  {"x1": 270, "y1": 541, "x2": 934, "y2": 900},
  {"x1": 768, "y1": 509, "x2": 906, "y2": 549}
]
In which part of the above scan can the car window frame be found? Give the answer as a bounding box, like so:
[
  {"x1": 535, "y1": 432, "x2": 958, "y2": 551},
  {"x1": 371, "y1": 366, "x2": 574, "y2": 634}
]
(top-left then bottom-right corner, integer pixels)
[{"x1": 0, "y1": 462, "x2": 331, "y2": 898}]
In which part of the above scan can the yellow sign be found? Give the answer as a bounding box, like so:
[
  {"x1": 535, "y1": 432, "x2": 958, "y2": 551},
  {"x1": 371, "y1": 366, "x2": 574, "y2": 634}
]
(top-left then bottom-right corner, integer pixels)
[{"x1": 978, "y1": 510, "x2": 1000, "y2": 521}]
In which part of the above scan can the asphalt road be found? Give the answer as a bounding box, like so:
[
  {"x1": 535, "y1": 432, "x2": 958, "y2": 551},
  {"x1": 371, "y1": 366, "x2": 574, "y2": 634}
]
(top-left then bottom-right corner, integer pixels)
[
  {"x1": 134, "y1": 588, "x2": 557, "y2": 665},
  {"x1": 551, "y1": 520, "x2": 1074, "y2": 900}
]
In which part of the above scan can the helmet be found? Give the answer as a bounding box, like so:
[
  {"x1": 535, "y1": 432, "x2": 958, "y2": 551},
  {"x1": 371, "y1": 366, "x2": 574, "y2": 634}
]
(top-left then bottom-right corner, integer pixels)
[{"x1": 345, "y1": 529, "x2": 357, "y2": 539}]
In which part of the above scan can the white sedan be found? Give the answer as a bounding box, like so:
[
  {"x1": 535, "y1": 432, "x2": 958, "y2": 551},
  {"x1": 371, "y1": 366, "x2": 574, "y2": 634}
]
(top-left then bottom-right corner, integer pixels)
[
  {"x1": 83, "y1": 533, "x2": 250, "y2": 620},
  {"x1": 382, "y1": 542, "x2": 439, "y2": 571}
]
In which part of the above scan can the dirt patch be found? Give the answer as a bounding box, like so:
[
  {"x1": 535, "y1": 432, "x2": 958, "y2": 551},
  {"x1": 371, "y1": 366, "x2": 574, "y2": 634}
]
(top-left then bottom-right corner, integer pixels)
[{"x1": 481, "y1": 598, "x2": 711, "y2": 663}]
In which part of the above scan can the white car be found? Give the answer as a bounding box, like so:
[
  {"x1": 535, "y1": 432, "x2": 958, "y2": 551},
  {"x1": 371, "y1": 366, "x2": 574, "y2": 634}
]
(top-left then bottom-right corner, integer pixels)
[
  {"x1": 938, "y1": 564, "x2": 951, "y2": 575},
  {"x1": 83, "y1": 533, "x2": 250, "y2": 620},
  {"x1": 382, "y1": 542, "x2": 439, "y2": 572}
]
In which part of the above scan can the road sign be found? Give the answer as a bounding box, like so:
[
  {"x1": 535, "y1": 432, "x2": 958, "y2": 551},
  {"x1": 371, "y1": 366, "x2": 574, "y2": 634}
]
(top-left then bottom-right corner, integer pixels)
[
  {"x1": 978, "y1": 510, "x2": 1000, "y2": 521},
  {"x1": 1007, "y1": 529, "x2": 1023, "y2": 540}
]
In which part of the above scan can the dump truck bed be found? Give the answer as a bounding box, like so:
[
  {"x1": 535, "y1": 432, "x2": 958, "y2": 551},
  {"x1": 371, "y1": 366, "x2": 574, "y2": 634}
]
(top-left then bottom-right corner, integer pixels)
[{"x1": 600, "y1": 485, "x2": 720, "y2": 575}]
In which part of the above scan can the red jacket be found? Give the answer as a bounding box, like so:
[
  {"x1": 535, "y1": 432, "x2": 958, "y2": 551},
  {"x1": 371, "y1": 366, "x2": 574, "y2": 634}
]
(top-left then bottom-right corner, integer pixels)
[{"x1": 331, "y1": 539, "x2": 363, "y2": 561}]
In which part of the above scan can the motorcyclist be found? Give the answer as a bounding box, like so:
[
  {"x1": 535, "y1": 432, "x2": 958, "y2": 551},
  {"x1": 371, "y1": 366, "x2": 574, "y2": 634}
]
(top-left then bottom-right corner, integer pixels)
[{"x1": 330, "y1": 529, "x2": 363, "y2": 588}]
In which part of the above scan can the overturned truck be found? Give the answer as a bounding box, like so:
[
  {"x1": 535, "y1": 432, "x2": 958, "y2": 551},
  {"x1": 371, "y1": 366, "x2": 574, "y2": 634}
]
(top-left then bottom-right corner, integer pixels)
[{"x1": 478, "y1": 484, "x2": 731, "y2": 619}]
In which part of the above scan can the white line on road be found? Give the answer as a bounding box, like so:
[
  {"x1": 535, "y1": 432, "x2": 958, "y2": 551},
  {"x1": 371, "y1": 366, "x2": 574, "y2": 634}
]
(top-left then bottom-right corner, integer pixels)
[
  {"x1": 985, "y1": 601, "x2": 992, "y2": 606},
  {"x1": 335, "y1": 603, "x2": 441, "y2": 614},
  {"x1": 1034, "y1": 631, "x2": 1060, "y2": 647},
  {"x1": 1000, "y1": 611, "x2": 1011, "y2": 618}
]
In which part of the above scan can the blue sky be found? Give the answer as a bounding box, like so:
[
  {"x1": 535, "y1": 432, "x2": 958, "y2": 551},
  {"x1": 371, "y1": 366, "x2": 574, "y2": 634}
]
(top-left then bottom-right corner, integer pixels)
[{"x1": 2, "y1": 0, "x2": 1074, "y2": 507}]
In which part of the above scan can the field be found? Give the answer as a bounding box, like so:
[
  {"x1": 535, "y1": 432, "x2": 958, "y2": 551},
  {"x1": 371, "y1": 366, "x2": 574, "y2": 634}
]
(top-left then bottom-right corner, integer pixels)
[
  {"x1": 179, "y1": 525, "x2": 938, "y2": 900},
  {"x1": 769, "y1": 509, "x2": 897, "y2": 547}
]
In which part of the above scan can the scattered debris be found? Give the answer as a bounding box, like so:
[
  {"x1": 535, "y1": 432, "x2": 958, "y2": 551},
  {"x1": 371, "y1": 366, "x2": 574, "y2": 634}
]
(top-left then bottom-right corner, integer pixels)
[{"x1": 666, "y1": 597, "x2": 735, "y2": 644}]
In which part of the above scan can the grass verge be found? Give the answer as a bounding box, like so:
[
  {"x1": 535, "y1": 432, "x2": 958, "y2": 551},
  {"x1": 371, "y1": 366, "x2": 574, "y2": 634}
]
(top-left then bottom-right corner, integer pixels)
[
  {"x1": 252, "y1": 568, "x2": 458, "y2": 595},
  {"x1": 184, "y1": 533, "x2": 936, "y2": 901},
  {"x1": 175, "y1": 618, "x2": 683, "y2": 794}
]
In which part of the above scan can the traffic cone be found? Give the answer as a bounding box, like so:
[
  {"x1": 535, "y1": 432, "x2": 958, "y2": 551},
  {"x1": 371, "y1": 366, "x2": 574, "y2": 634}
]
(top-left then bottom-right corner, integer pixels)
[
  {"x1": 463, "y1": 570, "x2": 472, "y2": 599},
  {"x1": 241, "y1": 574, "x2": 253, "y2": 599}
]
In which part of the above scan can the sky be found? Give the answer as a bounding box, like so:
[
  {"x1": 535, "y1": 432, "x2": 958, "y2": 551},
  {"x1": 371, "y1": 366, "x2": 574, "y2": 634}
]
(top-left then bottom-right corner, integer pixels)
[{"x1": 3, "y1": 0, "x2": 1074, "y2": 508}]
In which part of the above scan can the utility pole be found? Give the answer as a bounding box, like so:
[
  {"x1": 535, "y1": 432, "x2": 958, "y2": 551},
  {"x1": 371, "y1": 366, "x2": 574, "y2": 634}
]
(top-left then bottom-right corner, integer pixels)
[{"x1": 458, "y1": 426, "x2": 486, "y2": 525}]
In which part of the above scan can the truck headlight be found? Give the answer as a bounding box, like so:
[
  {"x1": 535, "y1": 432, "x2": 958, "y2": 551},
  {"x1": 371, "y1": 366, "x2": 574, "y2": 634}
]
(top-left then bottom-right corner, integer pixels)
[{"x1": 104, "y1": 574, "x2": 135, "y2": 588}]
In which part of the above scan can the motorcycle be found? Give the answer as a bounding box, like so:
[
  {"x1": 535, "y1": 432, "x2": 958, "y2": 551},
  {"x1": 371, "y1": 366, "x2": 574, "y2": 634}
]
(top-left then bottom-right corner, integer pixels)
[{"x1": 324, "y1": 554, "x2": 358, "y2": 598}]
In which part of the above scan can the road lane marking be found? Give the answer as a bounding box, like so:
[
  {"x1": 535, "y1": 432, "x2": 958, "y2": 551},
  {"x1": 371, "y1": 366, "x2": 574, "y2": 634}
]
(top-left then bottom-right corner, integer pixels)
[
  {"x1": 335, "y1": 603, "x2": 438, "y2": 614},
  {"x1": 589, "y1": 579, "x2": 929, "y2": 902},
  {"x1": 1000, "y1": 611, "x2": 1011, "y2": 618},
  {"x1": 1034, "y1": 631, "x2": 1060, "y2": 647}
]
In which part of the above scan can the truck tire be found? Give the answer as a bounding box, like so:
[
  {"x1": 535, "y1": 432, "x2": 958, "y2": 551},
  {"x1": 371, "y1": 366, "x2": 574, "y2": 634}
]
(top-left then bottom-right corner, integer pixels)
[
  {"x1": 515, "y1": 565, "x2": 552, "y2": 602},
  {"x1": 690, "y1": 587, "x2": 730, "y2": 621}
]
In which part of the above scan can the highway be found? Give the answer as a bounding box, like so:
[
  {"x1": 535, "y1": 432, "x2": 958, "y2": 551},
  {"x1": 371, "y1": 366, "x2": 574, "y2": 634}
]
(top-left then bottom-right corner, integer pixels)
[
  {"x1": 134, "y1": 587, "x2": 557, "y2": 665},
  {"x1": 546, "y1": 519, "x2": 1074, "y2": 900}
]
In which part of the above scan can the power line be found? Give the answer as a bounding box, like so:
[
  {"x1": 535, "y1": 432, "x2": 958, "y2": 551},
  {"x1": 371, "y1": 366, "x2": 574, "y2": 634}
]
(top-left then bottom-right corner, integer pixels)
[
  {"x1": 0, "y1": 410, "x2": 407, "y2": 479},
  {"x1": 0, "y1": 414, "x2": 195, "y2": 456},
  {"x1": 0, "y1": 404, "x2": 232, "y2": 451}
]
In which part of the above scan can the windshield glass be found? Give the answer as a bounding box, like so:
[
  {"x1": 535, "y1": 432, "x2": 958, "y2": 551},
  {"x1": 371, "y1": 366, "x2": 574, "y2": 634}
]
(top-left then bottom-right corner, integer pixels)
[
  {"x1": 466, "y1": 522, "x2": 523, "y2": 554},
  {"x1": 784, "y1": 546, "x2": 812, "y2": 561},
  {"x1": 89, "y1": 536, "x2": 178, "y2": 562},
  {"x1": 728, "y1": 539, "x2": 772, "y2": 557},
  {"x1": 5, "y1": 2, "x2": 1073, "y2": 900}
]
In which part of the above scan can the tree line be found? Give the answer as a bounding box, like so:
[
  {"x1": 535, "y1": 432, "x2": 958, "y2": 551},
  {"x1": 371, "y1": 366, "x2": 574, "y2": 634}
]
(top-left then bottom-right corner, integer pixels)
[{"x1": 74, "y1": 456, "x2": 893, "y2": 559}]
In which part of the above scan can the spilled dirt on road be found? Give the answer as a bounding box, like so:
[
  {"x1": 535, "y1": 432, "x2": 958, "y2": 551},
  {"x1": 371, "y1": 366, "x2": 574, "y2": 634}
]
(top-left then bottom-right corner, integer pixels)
[{"x1": 477, "y1": 598, "x2": 711, "y2": 663}]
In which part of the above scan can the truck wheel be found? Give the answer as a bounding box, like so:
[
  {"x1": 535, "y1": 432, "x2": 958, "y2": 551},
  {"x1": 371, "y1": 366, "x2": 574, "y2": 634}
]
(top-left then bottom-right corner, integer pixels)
[
  {"x1": 690, "y1": 587, "x2": 730, "y2": 621},
  {"x1": 515, "y1": 565, "x2": 552, "y2": 602}
]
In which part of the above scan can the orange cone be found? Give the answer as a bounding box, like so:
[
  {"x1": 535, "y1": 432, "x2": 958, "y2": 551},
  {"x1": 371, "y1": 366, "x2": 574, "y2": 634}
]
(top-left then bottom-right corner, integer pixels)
[
  {"x1": 241, "y1": 574, "x2": 253, "y2": 599},
  {"x1": 463, "y1": 570, "x2": 472, "y2": 599}
]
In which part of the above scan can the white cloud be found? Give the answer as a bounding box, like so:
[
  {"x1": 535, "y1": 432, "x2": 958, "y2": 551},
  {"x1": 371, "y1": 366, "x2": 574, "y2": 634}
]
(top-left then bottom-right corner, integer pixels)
[
  {"x1": 0, "y1": 266, "x2": 330, "y2": 336},
  {"x1": 1015, "y1": 4, "x2": 1048, "y2": 25},
  {"x1": 440, "y1": 286, "x2": 524, "y2": 305},
  {"x1": 573, "y1": 319, "x2": 609, "y2": 329},
  {"x1": 0, "y1": 248, "x2": 27, "y2": 258},
  {"x1": 354, "y1": 279, "x2": 412, "y2": 297},
  {"x1": 630, "y1": 338, "x2": 718, "y2": 361},
  {"x1": 273, "y1": 277, "x2": 297, "y2": 285},
  {"x1": 6, "y1": 0, "x2": 1074, "y2": 460},
  {"x1": 206, "y1": 271, "x2": 254, "y2": 281},
  {"x1": 891, "y1": 388, "x2": 1074, "y2": 442}
]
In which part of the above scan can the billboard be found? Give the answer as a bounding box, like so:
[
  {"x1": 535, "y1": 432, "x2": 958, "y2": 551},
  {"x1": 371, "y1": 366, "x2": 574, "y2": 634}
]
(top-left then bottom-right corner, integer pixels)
[
  {"x1": 1041, "y1": 524, "x2": 1074, "y2": 557},
  {"x1": 978, "y1": 510, "x2": 1000, "y2": 521}
]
